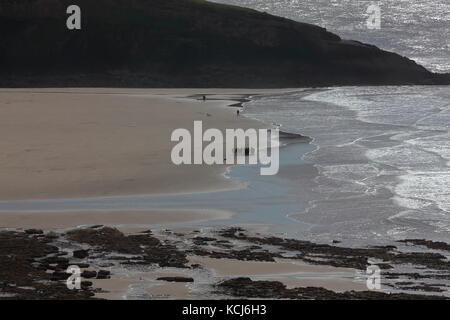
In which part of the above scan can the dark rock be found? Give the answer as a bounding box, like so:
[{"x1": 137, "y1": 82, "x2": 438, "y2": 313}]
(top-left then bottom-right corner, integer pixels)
[
  {"x1": 0, "y1": 230, "x2": 100, "y2": 299},
  {"x1": 51, "y1": 272, "x2": 70, "y2": 281},
  {"x1": 398, "y1": 239, "x2": 450, "y2": 252},
  {"x1": 96, "y1": 270, "x2": 111, "y2": 279},
  {"x1": 191, "y1": 247, "x2": 278, "y2": 262},
  {"x1": 218, "y1": 228, "x2": 450, "y2": 272},
  {"x1": 67, "y1": 227, "x2": 189, "y2": 268},
  {"x1": 217, "y1": 278, "x2": 447, "y2": 300},
  {"x1": 157, "y1": 277, "x2": 194, "y2": 283},
  {"x1": 73, "y1": 249, "x2": 89, "y2": 259},
  {"x1": 43, "y1": 256, "x2": 70, "y2": 265},
  {"x1": 45, "y1": 233, "x2": 59, "y2": 240},
  {"x1": 194, "y1": 237, "x2": 215, "y2": 242},
  {"x1": 25, "y1": 229, "x2": 43, "y2": 235},
  {"x1": 81, "y1": 281, "x2": 93, "y2": 289},
  {"x1": 215, "y1": 240, "x2": 231, "y2": 244},
  {"x1": 81, "y1": 271, "x2": 97, "y2": 279},
  {"x1": 55, "y1": 263, "x2": 70, "y2": 271},
  {"x1": 393, "y1": 282, "x2": 446, "y2": 293},
  {"x1": 193, "y1": 236, "x2": 216, "y2": 245}
]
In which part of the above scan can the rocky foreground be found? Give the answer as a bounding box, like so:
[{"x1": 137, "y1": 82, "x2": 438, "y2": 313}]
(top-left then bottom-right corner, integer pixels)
[{"x1": 1, "y1": 226, "x2": 449, "y2": 300}]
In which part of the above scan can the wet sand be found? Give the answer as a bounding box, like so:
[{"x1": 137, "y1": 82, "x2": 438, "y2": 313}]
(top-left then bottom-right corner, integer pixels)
[
  {"x1": 91, "y1": 256, "x2": 366, "y2": 300},
  {"x1": 0, "y1": 209, "x2": 233, "y2": 230}
]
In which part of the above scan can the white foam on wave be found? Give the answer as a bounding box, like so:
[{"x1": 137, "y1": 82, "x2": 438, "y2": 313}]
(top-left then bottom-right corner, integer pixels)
[
  {"x1": 406, "y1": 132, "x2": 450, "y2": 166},
  {"x1": 394, "y1": 171, "x2": 450, "y2": 212},
  {"x1": 244, "y1": 86, "x2": 450, "y2": 240},
  {"x1": 366, "y1": 144, "x2": 440, "y2": 169},
  {"x1": 316, "y1": 163, "x2": 381, "y2": 195},
  {"x1": 305, "y1": 86, "x2": 450, "y2": 237}
]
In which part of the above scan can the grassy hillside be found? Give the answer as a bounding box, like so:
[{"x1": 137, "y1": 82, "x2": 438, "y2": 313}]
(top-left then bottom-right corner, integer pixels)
[{"x1": 0, "y1": 0, "x2": 448, "y2": 87}]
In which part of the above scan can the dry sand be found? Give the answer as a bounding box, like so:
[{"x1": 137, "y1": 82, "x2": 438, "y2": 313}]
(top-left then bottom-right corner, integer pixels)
[
  {"x1": 0, "y1": 87, "x2": 293, "y2": 229},
  {"x1": 0, "y1": 88, "x2": 290, "y2": 201}
]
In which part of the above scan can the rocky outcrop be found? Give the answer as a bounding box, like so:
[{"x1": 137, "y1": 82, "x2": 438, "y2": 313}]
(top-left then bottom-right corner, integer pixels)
[
  {"x1": 157, "y1": 277, "x2": 194, "y2": 283},
  {"x1": 216, "y1": 277, "x2": 448, "y2": 300},
  {"x1": 0, "y1": 0, "x2": 448, "y2": 87},
  {"x1": 2, "y1": 227, "x2": 450, "y2": 299},
  {"x1": 0, "y1": 230, "x2": 99, "y2": 299}
]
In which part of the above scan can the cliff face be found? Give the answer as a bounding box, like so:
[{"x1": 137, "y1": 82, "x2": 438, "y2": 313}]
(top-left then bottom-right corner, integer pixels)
[{"x1": 0, "y1": 0, "x2": 449, "y2": 87}]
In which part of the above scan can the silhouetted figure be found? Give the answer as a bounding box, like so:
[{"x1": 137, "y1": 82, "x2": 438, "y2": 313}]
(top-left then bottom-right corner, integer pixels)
[
  {"x1": 202, "y1": 95, "x2": 206, "y2": 101},
  {"x1": 237, "y1": 110, "x2": 240, "y2": 116}
]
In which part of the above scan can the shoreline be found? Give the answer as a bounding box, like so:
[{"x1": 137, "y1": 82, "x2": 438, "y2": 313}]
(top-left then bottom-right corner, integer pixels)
[
  {"x1": 0, "y1": 87, "x2": 312, "y2": 231},
  {"x1": 0, "y1": 209, "x2": 234, "y2": 230},
  {"x1": 0, "y1": 89, "x2": 318, "y2": 238},
  {"x1": 0, "y1": 88, "x2": 310, "y2": 203},
  {"x1": 2, "y1": 88, "x2": 448, "y2": 300}
]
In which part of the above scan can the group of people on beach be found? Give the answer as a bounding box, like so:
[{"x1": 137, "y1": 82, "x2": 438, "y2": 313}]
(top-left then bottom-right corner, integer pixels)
[{"x1": 202, "y1": 95, "x2": 240, "y2": 116}]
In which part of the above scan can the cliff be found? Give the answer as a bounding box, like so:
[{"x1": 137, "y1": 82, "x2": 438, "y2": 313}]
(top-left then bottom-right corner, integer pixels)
[{"x1": 1, "y1": 0, "x2": 449, "y2": 87}]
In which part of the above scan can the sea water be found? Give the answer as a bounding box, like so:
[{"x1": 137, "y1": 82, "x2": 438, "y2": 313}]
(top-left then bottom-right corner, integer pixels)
[{"x1": 244, "y1": 86, "x2": 450, "y2": 243}]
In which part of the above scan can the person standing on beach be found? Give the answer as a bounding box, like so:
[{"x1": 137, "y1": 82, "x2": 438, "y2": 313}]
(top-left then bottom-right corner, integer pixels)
[
  {"x1": 202, "y1": 95, "x2": 206, "y2": 101},
  {"x1": 237, "y1": 109, "x2": 240, "y2": 116}
]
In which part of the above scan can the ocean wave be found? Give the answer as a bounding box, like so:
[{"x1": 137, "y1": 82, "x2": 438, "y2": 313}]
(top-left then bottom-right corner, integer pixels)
[{"x1": 246, "y1": 86, "x2": 450, "y2": 242}]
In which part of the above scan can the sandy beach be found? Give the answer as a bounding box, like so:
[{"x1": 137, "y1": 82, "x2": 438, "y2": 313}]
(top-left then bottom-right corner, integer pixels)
[
  {"x1": 0, "y1": 88, "x2": 288, "y2": 201},
  {"x1": 2, "y1": 88, "x2": 446, "y2": 300},
  {"x1": 0, "y1": 87, "x2": 370, "y2": 300}
]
